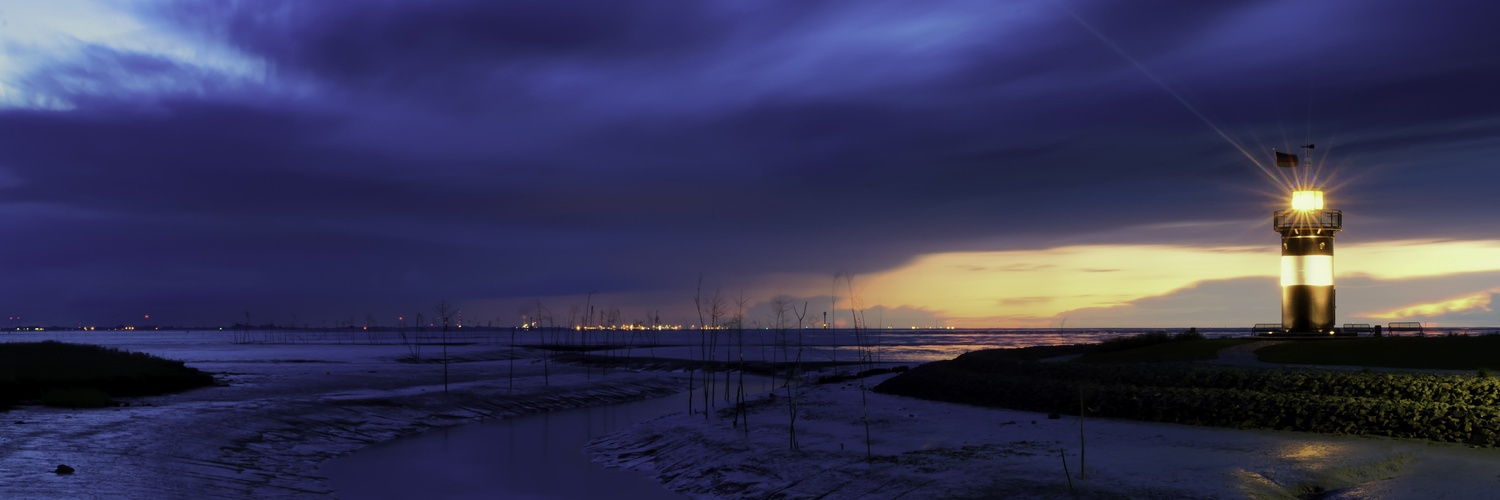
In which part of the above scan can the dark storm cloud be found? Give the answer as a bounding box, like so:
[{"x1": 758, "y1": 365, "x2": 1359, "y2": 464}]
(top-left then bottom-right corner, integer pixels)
[
  {"x1": 150, "y1": 0, "x2": 799, "y2": 113},
  {"x1": 3, "y1": 0, "x2": 1499, "y2": 324}
]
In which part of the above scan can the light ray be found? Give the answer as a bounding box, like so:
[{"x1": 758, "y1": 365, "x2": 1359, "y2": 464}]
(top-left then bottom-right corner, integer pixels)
[{"x1": 1055, "y1": 3, "x2": 1281, "y2": 185}]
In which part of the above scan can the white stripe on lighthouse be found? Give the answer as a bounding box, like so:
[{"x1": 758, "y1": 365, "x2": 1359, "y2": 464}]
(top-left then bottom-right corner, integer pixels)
[{"x1": 1281, "y1": 255, "x2": 1333, "y2": 286}]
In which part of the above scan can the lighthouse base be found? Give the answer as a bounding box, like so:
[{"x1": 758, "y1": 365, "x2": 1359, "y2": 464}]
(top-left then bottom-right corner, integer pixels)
[{"x1": 1282, "y1": 285, "x2": 1335, "y2": 333}]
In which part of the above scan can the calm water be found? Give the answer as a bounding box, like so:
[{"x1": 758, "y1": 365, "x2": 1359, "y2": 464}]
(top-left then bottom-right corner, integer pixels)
[
  {"x1": 73, "y1": 326, "x2": 1484, "y2": 365},
  {"x1": 514, "y1": 327, "x2": 1251, "y2": 365}
]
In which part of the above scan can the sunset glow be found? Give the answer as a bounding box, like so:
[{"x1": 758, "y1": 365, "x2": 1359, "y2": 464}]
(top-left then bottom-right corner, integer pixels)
[
  {"x1": 1337, "y1": 239, "x2": 1500, "y2": 280},
  {"x1": 1364, "y1": 289, "x2": 1496, "y2": 320},
  {"x1": 850, "y1": 239, "x2": 1500, "y2": 326},
  {"x1": 857, "y1": 244, "x2": 1273, "y2": 322}
]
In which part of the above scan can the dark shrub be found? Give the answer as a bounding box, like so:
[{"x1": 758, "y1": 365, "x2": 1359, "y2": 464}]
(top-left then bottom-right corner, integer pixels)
[
  {"x1": 41, "y1": 388, "x2": 113, "y2": 408},
  {"x1": 875, "y1": 351, "x2": 1500, "y2": 446},
  {"x1": 1093, "y1": 329, "x2": 1205, "y2": 354},
  {"x1": 0, "y1": 341, "x2": 214, "y2": 409}
]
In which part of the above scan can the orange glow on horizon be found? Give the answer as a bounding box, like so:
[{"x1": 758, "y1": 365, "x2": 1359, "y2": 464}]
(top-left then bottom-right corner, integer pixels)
[
  {"x1": 1363, "y1": 288, "x2": 1496, "y2": 320},
  {"x1": 856, "y1": 244, "x2": 1274, "y2": 322},
  {"x1": 849, "y1": 239, "x2": 1500, "y2": 327},
  {"x1": 472, "y1": 239, "x2": 1500, "y2": 329},
  {"x1": 1338, "y1": 239, "x2": 1500, "y2": 280}
]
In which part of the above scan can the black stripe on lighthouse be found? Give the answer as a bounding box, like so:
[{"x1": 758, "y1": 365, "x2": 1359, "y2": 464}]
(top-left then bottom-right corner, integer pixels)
[{"x1": 1281, "y1": 233, "x2": 1335, "y2": 332}]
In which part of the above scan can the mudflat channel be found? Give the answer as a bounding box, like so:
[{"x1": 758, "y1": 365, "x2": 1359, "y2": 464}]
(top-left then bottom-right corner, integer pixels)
[{"x1": 324, "y1": 374, "x2": 777, "y2": 500}]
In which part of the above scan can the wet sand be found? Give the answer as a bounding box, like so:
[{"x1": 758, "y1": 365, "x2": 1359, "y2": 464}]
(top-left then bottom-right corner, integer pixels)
[{"x1": 0, "y1": 331, "x2": 682, "y2": 498}]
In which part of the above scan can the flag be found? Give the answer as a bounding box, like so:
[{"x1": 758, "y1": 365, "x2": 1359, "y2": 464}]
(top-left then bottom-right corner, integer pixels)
[{"x1": 1275, "y1": 151, "x2": 1299, "y2": 168}]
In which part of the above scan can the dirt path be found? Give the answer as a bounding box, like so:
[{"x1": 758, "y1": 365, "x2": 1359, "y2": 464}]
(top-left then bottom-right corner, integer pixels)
[{"x1": 1205, "y1": 340, "x2": 1287, "y2": 367}]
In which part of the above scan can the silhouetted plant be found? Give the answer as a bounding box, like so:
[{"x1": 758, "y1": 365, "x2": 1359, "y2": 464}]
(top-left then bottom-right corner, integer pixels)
[
  {"x1": 0, "y1": 341, "x2": 213, "y2": 407},
  {"x1": 1093, "y1": 329, "x2": 1204, "y2": 354},
  {"x1": 533, "y1": 300, "x2": 553, "y2": 386},
  {"x1": 509, "y1": 324, "x2": 517, "y2": 391},
  {"x1": 787, "y1": 301, "x2": 808, "y2": 451},
  {"x1": 845, "y1": 274, "x2": 874, "y2": 461},
  {"x1": 1060, "y1": 449, "x2": 1074, "y2": 492},
  {"x1": 732, "y1": 293, "x2": 749, "y2": 434},
  {"x1": 399, "y1": 315, "x2": 421, "y2": 360},
  {"x1": 435, "y1": 300, "x2": 454, "y2": 393},
  {"x1": 42, "y1": 387, "x2": 112, "y2": 408}
]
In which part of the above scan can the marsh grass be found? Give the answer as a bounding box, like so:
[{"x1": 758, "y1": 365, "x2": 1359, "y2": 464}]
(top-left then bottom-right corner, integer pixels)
[
  {"x1": 1077, "y1": 338, "x2": 1255, "y2": 364},
  {"x1": 986, "y1": 344, "x2": 1095, "y2": 361},
  {"x1": 876, "y1": 350, "x2": 1500, "y2": 445},
  {"x1": 41, "y1": 387, "x2": 113, "y2": 408},
  {"x1": 1091, "y1": 329, "x2": 1206, "y2": 354},
  {"x1": 0, "y1": 341, "x2": 214, "y2": 408}
]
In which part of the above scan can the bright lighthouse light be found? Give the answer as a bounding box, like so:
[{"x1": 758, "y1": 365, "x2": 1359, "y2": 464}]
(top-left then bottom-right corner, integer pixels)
[{"x1": 1291, "y1": 190, "x2": 1324, "y2": 211}]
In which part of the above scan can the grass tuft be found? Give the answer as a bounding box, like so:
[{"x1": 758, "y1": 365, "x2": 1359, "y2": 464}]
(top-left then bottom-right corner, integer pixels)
[
  {"x1": 984, "y1": 344, "x2": 1096, "y2": 361},
  {"x1": 41, "y1": 388, "x2": 113, "y2": 408},
  {"x1": 1076, "y1": 338, "x2": 1255, "y2": 364},
  {"x1": 0, "y1": 341, "x2": 215, "y2": 409},
  {"x1": 1092, "y1": 329, "x2": 1205, "y2": 354}
]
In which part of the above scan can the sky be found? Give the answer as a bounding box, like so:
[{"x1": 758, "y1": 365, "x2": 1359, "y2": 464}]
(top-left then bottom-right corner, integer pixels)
[{"x1": 1, "y1": 0, "x2": 1498, "y2": 329}]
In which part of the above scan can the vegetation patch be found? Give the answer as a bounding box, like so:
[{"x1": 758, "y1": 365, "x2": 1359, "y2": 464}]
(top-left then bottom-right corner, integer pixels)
[
  {"x1": 980, "y1": 343, "x2": 1096, "y2": 361},
  {"x1": 0, "y1": 341, "x2": 215, "y2": 409},
  {"x1": 875, "y1": 349, "x2": 1500, "y2": 445},
  {"x1": 40, "y1": 387, "x2": 114, "y2": 408},
  {"x1": 1257, "y1": 336, "x2": 1500, "y2": 370},
  {"x1": 1092, "y1": 329, "x2": 1206, "y2": 354},
  {"x1": 816, "y1": 365, "x2": 908, "y2": 384},
  {"x1": 1077, "y1": 338, "x2": 1256, "y2": 364},
  {"x1": 977, "y1": 330, "x2": 1239, "y2": 365}
]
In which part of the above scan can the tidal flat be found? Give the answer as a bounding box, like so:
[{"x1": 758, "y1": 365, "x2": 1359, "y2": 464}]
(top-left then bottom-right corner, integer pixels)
[
  {"x1": 8, "y1": 329, "x2": 1500, "y2": 499},
  {"x1": 0, "y1": 330, "x2": 682, "y2": 498}
]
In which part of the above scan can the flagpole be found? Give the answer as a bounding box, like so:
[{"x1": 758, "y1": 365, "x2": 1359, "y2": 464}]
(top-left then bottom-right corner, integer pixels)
[{"x1": 1301, "y1": 144, "x2": 1316, "y2": 191}]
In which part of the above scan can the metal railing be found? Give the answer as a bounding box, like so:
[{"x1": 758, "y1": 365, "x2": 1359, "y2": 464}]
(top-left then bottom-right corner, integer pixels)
[
  {"x1": 1388, "y1": 322, "x2": 1424, "y2": 335},
  {"x1": 1251, "y1": 323, "x2": 1284, "y2": 334},
  {"x1": 1274, "y1": 209, "x2": 1342, "y2": 231}
]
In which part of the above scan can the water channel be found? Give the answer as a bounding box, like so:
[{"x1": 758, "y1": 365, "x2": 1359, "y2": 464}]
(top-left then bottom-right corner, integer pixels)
[{"x1": 323, "y1": 374, "x2": 778, "y2": 499}]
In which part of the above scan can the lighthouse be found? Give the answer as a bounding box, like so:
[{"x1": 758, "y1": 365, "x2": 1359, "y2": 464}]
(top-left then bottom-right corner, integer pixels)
[{"x1": 1274, "y1": 188, "x2": 1342, "y2": 333}]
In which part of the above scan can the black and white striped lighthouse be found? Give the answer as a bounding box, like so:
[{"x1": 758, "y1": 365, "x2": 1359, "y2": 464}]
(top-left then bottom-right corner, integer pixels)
[{"x1": 1273, "y1": 188, "x2": 1342, "y2": 333}]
